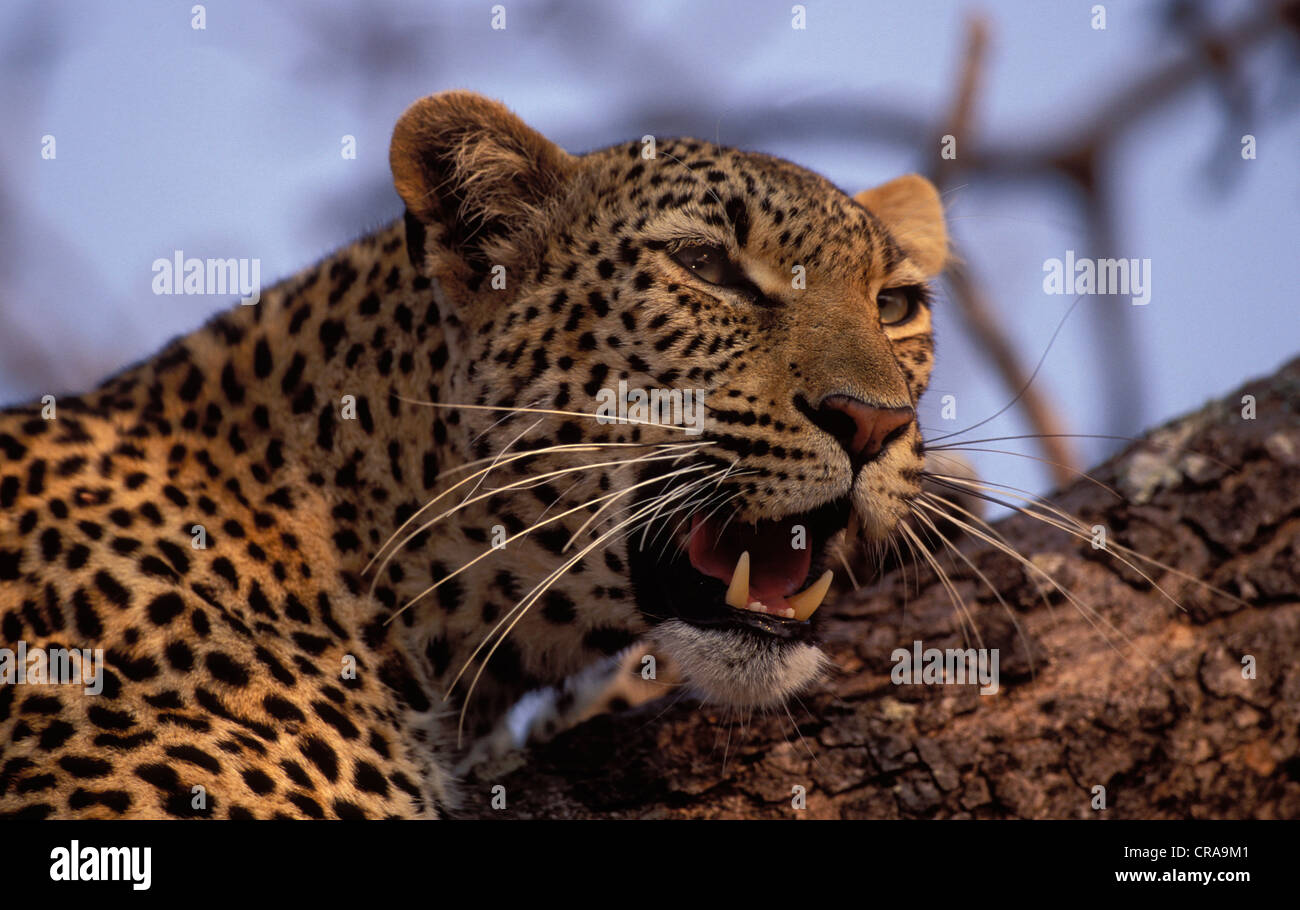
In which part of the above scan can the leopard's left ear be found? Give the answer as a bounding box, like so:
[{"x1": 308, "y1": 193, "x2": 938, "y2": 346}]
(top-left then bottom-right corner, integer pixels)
[
  {"x1": 854, "y1": 174, "x2": 948, "y2": 275},
  {"x1": 390, "y1": 91, "x2": 578, "y2": 273}
]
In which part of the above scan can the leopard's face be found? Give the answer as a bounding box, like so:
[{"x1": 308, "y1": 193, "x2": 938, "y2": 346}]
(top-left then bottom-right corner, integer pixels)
[{"x1": 392, "y1": 93, "x2": 947, "y2": 710}]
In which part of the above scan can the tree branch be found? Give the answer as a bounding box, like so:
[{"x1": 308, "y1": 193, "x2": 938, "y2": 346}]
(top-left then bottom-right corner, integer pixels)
[{"x1": 469, "y1": 357, "x2": 1300, "y2": 818}]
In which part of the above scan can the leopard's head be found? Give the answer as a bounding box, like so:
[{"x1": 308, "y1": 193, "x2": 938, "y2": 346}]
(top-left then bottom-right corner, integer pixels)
[{"x1": 390, "y1": 92, "x2": 946, "y2": 711}]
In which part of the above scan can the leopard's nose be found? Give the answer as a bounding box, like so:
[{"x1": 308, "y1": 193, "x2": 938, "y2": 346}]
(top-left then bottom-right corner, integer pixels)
[{"x1": 813, "y1": 395, "x2": 914, "y2": 464}]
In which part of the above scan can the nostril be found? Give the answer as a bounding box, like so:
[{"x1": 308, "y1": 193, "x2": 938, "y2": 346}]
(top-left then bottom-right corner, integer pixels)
[
  {"x1": 800, "y1": 394, "x2": 914, "y2": 465},
  {"x1": 801, "y1": 400, "x2": 860, "y2": 454}
]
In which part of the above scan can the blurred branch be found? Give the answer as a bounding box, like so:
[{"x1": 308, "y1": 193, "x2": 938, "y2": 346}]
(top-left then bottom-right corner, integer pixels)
[
  {"x1": 927, "y1": 1, "x2": 1296, "y2": 483},
  {"x1": 931, "y1": 16, "x2": 1080, "y2": 488},
  {"x1": 971, "y1": 0, "x2": 1298, "y2": 176}
]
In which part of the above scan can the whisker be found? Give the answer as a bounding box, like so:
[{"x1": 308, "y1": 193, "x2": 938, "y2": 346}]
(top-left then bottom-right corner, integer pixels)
[
  {"x1": 638, "y1": 461, "x2": 737, "y2": 551},
  {"x1": 652, "y1": 484, "x2": 742, "y2": 563},
  {"x1": 917, "y1": 489, "x2": 1054, "y2": 615},
  {"x1": 720, "y1": 710, "x2": 735, "y2": 776},
  {"x1": 836, "y1": 549, "x2": 861, "y2": 591},
  {"x1": 909, "y1": 499, "x2": 1036, "y2": 674},
  {"x1": 908, "y1": 495, "x2": 1177, "y2": 692},
  {"x1": 654, "y1": 487, "x2": 748, "y2": 566},
  {"x1": 897, "y1": 521, "x2": 983, "y2": 651},
  {"x1": 926, "y1": 433, "x2": 1237, "y2": 476},
  {"x1": 373, "y1": 445, "x2": 710, "y2": 595},
  {"x1": 560, "y1": 452, "x2": 719, "y2": 551},
  {"x1": 631, "y1": 686, "x2": 693, "y2": 737},
  {"x1": 647, "y1": 462, "x2": 748, "y2": 557},
  {"x1": 925, "y1": 472, "x2": 1248, "y2": 610},
  {"x1": 662, "y1": 471, "x2": 747, "y2": 557},
  {"x1": 467, "y1": 398, "x2": 544, "y2": 451},
  {"x1": 365, "y1": 438, "x2": 706, "y2": 578},
  {"x1": 395, "y1": 463, "x2": 714, "y2": 625},
  {"x1": 393, "y1": 393, "x2": 707, "y2": 434},
  {"x1": 925, "y1": 291, "x2": 1089, "y2": 445},
  {"x1": 430, "y1": 439, "x2": 706, "y2": 481},
  {"x1": 447, "y1": 466, "x2": 725, "y2": 688},
  {"x1": 888, "y1": 527, "x2": 916, "y2": 602},
  {"x1": 781, "y1": 700, "x2": 820, "y2": 768},
  {"x1": 366, "y1": 429, "x2": 542, "y2": 576},
  {"x1": 926, "y1": 446, "x2": 1123, "y2": 500},
  {"x1": 449, "y1": 469, "x2": 723, "y2": 741}
]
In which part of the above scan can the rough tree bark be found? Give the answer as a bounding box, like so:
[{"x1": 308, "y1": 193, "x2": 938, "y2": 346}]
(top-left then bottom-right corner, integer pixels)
[{"x1": 465, "y1": 358, "x2": 1300, "y2": 819}]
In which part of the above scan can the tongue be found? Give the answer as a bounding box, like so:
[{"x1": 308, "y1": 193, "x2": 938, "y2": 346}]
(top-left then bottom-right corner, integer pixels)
[{"x1": 688, "y1": 513, "x2": 812, "y2": 607}]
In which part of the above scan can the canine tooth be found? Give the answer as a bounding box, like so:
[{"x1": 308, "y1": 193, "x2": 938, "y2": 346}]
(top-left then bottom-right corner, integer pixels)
[
  {"x1": 725, "y1": 551, "x2": 750, "y2": 609},
  {"x1": 788, "y1": 570, "x2": 834, "y2": 621}
]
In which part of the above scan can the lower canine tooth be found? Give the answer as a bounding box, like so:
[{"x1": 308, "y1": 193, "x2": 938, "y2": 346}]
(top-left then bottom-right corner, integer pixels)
[
  {"x1": 725, "y1": 551, "x2": 750, "y2": 609},
  {"x1": 788, "y1": 570, "x2": 834, "y2": 621}
]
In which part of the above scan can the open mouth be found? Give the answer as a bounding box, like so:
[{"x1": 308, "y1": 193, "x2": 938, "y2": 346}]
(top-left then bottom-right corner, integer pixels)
[
  {"x1": 688, "y1": 513, "x2": 834, "y2": 620},
  {"x1": 628, "y1": 491, "x2": 851, "y2": 641}
]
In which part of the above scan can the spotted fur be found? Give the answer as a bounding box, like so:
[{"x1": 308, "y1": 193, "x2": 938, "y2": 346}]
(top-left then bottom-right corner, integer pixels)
[{"x1": 0, "y1": 92, "x2": 947, "y2": 818}]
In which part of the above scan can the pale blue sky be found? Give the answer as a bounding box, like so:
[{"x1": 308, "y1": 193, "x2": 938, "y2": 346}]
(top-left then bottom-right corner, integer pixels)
[{"x1": 3, "y1": 0, "x2": 1296, "y2": 499}]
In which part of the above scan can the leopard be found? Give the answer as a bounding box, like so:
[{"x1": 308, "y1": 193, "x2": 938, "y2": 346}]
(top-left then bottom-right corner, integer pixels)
[{"x1": 0, "y1": 91, "x2": 948, "y2": 818}]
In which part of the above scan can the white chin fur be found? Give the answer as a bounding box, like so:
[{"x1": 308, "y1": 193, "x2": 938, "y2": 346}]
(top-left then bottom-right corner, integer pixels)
[{"x1": 651, "y1": 619, "x2": 828, "y2": 709}]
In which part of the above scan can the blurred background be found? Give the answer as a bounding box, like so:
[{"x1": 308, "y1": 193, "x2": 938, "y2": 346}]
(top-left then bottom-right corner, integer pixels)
[{"x1": 2, "y1": 0, "x2": 1297, "y2": 501}]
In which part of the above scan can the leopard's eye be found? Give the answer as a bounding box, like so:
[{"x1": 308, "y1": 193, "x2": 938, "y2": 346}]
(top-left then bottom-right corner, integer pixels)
[
  {"x1": 671, "y1": 243, "x2": 745, "y2": 288},
  {"x1": 877, "y1": 287, "x2": 918, "y2": 326}
]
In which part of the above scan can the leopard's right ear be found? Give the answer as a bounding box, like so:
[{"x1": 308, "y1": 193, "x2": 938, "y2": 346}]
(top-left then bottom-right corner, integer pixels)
[{"x1": 390, "y1": 91, "x2": 577, "y2": 273}]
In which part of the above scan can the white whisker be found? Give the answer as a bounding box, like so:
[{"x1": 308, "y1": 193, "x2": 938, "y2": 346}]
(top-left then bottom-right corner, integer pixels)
[{"x1": 449, "y1": 468, "x2": 725, "y2": 741}]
